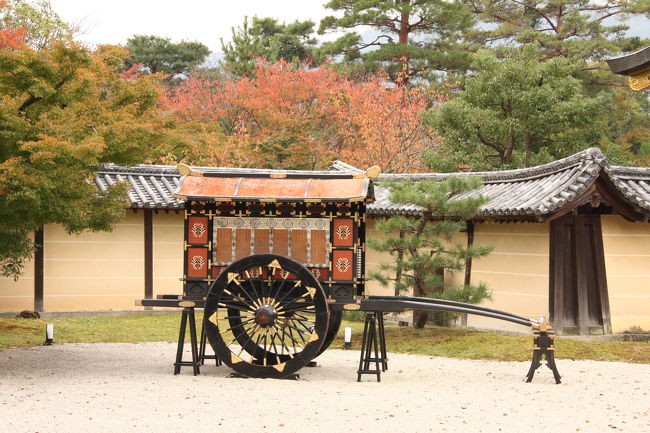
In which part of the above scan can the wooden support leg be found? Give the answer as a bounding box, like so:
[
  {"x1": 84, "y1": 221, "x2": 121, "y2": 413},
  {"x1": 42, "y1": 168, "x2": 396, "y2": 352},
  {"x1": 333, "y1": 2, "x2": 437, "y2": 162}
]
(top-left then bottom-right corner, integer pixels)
[
  {"x1": 188, "y1": 308, "x2": 200, "y2": 376},
  {"x1": 376, "y1": 312, "x2": 388, "y2": 372},
  {"x1": 546, "y1": 350, "x2": 562, "y2": 384},
  {"x1": 173, "y1": 307, "x2": 201, "y2": 376},
  {"x1": 357, "y1": 313, "x2": 371, "y2": 382},
  {"x1": 174, "y1": 308, "x2": 189, "y2": 375}
]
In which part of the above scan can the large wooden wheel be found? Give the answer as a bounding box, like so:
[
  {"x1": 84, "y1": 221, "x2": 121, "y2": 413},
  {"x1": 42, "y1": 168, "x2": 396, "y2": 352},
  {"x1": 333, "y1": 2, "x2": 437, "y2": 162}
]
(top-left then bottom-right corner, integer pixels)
[{"x1": 204, "y1": 254, "x2": 330, "y2": 378}]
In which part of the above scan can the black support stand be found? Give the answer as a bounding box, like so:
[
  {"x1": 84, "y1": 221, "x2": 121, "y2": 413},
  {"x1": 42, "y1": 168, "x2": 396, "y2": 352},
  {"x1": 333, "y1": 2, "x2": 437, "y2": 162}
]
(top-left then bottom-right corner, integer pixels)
[
  {"x1": 525, "y1": 325, "x2": 561, "y2": 384},
  {"x1": 357, "y1": 312, "x2": 388, "y2": 382},
  {"x1": 174, "y1": 307, "x2": 201, "y2": 376}
]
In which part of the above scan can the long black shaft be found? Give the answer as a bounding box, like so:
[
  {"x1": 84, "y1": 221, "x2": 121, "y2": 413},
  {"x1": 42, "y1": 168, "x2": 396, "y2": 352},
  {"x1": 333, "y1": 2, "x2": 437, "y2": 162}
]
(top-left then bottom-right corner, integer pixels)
[
  {"x1": 369, "y1": 295, "x2": 532, "y2": 323},
  {"x1": 362, "y1": 298, "x2": 532, "y2": 327}
]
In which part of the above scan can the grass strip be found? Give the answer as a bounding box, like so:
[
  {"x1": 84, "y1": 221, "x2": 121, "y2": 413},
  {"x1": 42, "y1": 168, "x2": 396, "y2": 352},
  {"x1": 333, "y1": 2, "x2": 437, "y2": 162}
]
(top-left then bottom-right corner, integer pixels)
[{"x1": 1, "y1": 314, "x2": 649, "y2": 364}]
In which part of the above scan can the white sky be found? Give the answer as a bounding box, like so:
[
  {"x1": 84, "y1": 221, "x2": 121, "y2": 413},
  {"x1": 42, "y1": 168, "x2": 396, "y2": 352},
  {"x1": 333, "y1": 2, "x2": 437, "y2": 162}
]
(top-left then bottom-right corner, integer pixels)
[
  {"x1": 50, "y1": 0, "x2": 649, "y2": 55},
  {"x1": 50, "y1": 0, "x2": 337, "y2": 52}
]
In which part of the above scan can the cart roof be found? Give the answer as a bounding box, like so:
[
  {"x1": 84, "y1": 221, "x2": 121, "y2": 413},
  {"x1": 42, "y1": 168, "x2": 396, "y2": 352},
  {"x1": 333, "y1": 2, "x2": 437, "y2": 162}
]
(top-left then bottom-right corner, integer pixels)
[{"x1": 173, "y1": 164, "x2": 376, "y2": 203}]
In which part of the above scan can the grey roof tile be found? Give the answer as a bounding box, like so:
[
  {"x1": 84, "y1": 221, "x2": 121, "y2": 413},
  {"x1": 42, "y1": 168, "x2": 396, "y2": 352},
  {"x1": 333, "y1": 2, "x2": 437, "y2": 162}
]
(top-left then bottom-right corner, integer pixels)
[{"x1": 94, "y1": 149, "x2": 650, "y2": 219}]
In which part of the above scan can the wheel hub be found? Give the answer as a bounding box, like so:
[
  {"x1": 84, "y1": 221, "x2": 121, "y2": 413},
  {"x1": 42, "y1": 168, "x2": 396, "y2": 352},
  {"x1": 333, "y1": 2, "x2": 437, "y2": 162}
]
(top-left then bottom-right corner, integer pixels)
[{"x1": 254, "y1": 305, "x2": 278, "y2": 328}]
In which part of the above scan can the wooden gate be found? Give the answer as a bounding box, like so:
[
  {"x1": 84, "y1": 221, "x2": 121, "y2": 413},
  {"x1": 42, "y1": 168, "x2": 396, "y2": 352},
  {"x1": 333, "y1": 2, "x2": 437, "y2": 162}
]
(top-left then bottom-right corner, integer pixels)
[{"x1": 549, "y1": 214, "x2": 612, "y2": 335}]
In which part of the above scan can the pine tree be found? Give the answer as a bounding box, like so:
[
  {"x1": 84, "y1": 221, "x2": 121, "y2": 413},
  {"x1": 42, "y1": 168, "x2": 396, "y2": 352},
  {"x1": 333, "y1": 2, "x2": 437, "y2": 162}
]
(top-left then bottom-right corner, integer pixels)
[
  {"x1": 221, "y1": 16, "x2": 320, "y2": 78},
  {"x1": 318, "y1": 0, "x2": 476, "y2": 83},
  {"x1": 369, "y1": 177, "x2": 493, "y2": 328}
]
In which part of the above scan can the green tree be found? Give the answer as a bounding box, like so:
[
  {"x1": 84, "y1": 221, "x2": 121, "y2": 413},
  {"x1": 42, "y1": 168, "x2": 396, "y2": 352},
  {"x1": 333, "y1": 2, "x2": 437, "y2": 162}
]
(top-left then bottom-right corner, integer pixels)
[
  {"x1": 0, "y1": 43, "x2": 171, "y2": 278},
  {"x1": 319, "y1": 0, "x2": 476, "y2": 83},
  {"x1": 369, "y1": 177, "x2": 493, "y2": 328},
  {"x1": 465, "y1": 0, "x2": 650, "y2": 162},
  {"x1": 125, "y1": 34, "x2": 210, "y2": 76},
  {"x1": 425, "y1": 45, "x2": 610, "y2": 171},
  {"x1": 221, "y1": 16, "x2": 320, "y2": 78},
  {"x1": 467, "y1": 0, "x2": 650, "y2": 77},
  {"x1": 0, "y1": 0, "x2": 74, "y2": 50}
]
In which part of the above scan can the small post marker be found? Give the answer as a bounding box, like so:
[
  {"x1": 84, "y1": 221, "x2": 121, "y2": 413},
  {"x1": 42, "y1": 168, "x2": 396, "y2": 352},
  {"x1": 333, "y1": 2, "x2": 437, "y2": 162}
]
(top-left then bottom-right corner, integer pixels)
[
  {"x1": 45, "y1": 324, "x2": 54, "y2": 345},
  {"x1": 344, "y1": 327, "x2": 352, "y2": 349}
]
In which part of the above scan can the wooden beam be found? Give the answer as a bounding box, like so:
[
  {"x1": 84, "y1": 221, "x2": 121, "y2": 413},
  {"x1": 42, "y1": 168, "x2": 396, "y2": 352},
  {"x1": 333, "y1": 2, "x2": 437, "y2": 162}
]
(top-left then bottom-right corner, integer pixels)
[
  {"x1": 144, "y1": 209, "x2": 153, "y2": 310},
  {"x1": 461, "y1": 221, "x2": 475, "y2": 327},
  {"x1": 34, "y1": 227, "x2": 44, "y2": 312}
]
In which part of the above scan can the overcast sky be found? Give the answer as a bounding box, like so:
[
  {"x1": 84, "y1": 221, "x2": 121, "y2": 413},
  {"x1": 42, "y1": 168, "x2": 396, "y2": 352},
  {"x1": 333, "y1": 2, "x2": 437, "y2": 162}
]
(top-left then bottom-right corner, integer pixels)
[
  {"x1": 50, "y1": 0, "x2": 649, "y2": 55},
  {"x1": 50, "y1": 0, "x2": 337, "y2": 52}
]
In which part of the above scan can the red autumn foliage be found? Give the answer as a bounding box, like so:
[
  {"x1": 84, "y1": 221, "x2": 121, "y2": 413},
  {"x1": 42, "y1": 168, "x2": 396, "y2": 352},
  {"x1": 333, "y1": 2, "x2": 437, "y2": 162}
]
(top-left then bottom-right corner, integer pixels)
[
  {"x1": 0, "y1": 1, "x2": 26, "y2": 50},
  {"x1": 162, "y1": 60, "x2": 445, "y2": 172}
]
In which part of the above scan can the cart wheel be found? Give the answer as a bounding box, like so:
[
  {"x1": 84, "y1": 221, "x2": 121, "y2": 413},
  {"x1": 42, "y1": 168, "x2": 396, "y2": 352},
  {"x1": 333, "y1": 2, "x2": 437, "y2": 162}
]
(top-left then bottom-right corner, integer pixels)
[
  {"x1": 317, "y1": 311, "x2": 343, "y2": 357},
  {"x1": 204, "y1": 254, "x2": 330, "y2": 378}
]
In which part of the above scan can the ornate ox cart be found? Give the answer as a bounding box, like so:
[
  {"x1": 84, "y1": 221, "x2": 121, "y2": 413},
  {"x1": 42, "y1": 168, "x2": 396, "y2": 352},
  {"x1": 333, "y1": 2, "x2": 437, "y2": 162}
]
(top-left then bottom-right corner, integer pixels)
[{"x1": 140, "y1": 164, "x2": 560, "y2": 383}]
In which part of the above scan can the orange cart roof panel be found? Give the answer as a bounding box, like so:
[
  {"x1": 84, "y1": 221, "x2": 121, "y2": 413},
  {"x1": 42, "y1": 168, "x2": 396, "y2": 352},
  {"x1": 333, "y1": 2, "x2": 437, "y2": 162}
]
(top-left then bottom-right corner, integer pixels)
[{"x1": 174, "y1": 175, "x2": 371, "y2": 202}]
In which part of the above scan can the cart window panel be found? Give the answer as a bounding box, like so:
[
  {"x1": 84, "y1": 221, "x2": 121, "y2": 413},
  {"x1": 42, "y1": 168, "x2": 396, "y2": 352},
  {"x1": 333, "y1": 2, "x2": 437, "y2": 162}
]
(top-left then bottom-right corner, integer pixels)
[
  {"x1": 253, "y1": 229, "x2": 270, "y2": 254},
  {"x1": 212, "y1": 216, "x2": 330, "y2": 266},
  {"x1": 273, "y1": 229, "x2": 289, "y2": 257},
  {"x1": 215, "y1": 228, "x2": 232, "y2": 263},
  {"x1": 291, "y1": 230, "x2": 307, "y2": 264},
  {"x1": 235, "y1": 229, "x2": 252, "y2": 260},
  {"x1": 310, "y1": 230, "x2": 327, "y2": 265}
]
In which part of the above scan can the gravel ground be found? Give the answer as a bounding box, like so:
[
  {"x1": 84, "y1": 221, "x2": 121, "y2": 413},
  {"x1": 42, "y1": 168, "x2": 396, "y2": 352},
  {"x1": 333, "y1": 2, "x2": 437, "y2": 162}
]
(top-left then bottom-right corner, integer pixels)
[{"x1": 1, "y1": 342, "x2": 649, "y2": 433}]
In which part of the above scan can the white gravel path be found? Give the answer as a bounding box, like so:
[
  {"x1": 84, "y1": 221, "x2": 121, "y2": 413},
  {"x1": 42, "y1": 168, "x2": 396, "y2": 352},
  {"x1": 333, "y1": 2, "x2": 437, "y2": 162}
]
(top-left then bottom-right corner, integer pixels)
[{"x1": 1, "y1": 342, "x2": 649, "y2": 433}]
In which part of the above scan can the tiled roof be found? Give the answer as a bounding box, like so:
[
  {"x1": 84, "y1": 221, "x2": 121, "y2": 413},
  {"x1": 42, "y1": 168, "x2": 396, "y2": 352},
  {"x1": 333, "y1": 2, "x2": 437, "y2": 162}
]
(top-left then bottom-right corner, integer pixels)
[
  {"x1": 94, "y1": 149, "x2": 650, "y2": 221},
  {"x1": 369, "y1": 148, "x2": 650, "y2": 220},
  {"x1": 94, "y1": 163, "x2": 360, "y2": 209}
]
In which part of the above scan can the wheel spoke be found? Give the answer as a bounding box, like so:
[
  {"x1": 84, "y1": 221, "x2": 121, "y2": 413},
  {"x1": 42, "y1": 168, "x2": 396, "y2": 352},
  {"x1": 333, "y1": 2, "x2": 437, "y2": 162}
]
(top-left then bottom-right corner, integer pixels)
[
  {"x1": 239, "y1": 276, "x2": 262, "y2": 305},
  {"x1": 219, "y1": 317, "x2": 256, "y2": 335},
  {"x1": 275, "y1": 280, "x2": 305, "y2": 306},
  {"x1": 218, "y1": 301, "x2": 255, "y2": 313}
]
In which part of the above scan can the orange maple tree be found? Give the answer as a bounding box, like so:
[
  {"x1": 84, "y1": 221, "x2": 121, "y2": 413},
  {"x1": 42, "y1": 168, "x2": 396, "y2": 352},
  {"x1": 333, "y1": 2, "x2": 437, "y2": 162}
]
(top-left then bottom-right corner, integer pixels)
[
  {"x1": 162, "y1": 60, "x2": 444, "y2": 172},
  {"x1": 0, "y1": 1, "x2": 26, "y2": 49}
]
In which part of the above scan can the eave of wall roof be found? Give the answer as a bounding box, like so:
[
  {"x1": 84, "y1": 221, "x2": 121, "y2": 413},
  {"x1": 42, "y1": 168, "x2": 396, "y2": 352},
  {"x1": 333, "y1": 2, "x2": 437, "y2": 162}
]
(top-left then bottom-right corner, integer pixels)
[
  {"x1": 93, "y1": 149, "x2": 650, "y2": 221},
  {"x1": 606, "y1": 46, "x2": 650, "y2": 75},
  {"x1": 369, "y1": 148, "x2": 650, "y2": 221}
]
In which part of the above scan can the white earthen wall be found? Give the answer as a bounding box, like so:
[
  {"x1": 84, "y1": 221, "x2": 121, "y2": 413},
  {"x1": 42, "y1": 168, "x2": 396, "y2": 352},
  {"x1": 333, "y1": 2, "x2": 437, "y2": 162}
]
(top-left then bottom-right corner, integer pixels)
[{"x1": 601, "y1": 216, "x2": 650, "y2": 332}]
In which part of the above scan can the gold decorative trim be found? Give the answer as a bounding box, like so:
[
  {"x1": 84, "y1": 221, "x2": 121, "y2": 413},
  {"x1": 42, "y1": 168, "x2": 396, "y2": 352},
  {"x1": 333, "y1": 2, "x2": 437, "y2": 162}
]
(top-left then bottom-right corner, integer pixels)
[
  {"x1": 273, "y1": 362, "x2": 286, "y2": 372},
  {"x1": 306, "y1": 286, "x2": 316, "y2": 298},
  {"x1": 179, "y1": 301, "x2": 195, "y2": 307},
  {"x1": 308, "y1": 332, "x2": 319, "y2": 343},
  {"x1": 268, "y1": 259, "x2": 282, "y2": 269},
  {"x1": 270, "y1": 173, "x2": 287, "y2": 179},
  {"x1": 366, "y1": 165, "x2": 381, "y2": 179},
  {"x1": 208, "y1": 312, "x2": 218, "y2": 325},
  {"x1": 629, "y1": 66, "x2": 650, "y2": 91},
  {"x1": 343, "y1": 304, "x2": 361, "y2": 310},
  {"x1": 177, "y1": 163, "x2": 204, "y2": 177},
  {"x1": 231, "y1": 353, "x2": 242, "y2": 364},
  {"x1": 177, "y1": 163, "x2": 191, "y2": 176},
  {"x1": 227, "y1": 272, "x2": 239, "y2": 284}
]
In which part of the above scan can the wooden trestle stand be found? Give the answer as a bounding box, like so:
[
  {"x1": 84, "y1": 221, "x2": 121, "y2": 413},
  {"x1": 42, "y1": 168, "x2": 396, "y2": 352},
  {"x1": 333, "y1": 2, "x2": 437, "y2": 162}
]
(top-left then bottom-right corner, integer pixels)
[
  {"x1": 172, "y1": 304, "x2": 221, "y2": 376},
  {"x1": 526, "y1": 320, "x2": 561, "y2": 384},
  {"x1": 357, "y1": 312, "x2": 388, "y2": 382}
]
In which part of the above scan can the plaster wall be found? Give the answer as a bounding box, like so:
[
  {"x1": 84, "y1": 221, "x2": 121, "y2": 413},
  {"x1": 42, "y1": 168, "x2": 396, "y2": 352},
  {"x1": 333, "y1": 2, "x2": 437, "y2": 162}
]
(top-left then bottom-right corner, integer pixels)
[
  {"x1": 465, "y1": 222, "x2": 550, "y2": 332},
  {"x1": 41, "y1": 211, "x2": 144, "y2": 311},
  {"x1": 601, "y1": 215, "x2": 650, "y2": 332},
  {"x1": 364, "y1": 219, "x2": 398, "y2": 297},
  {"x1": 0, "y1": 233, "x2": 35, "y2": 312},
  {"x1": 152, "y1": 212, "x2": 184, "y2": 298}
]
